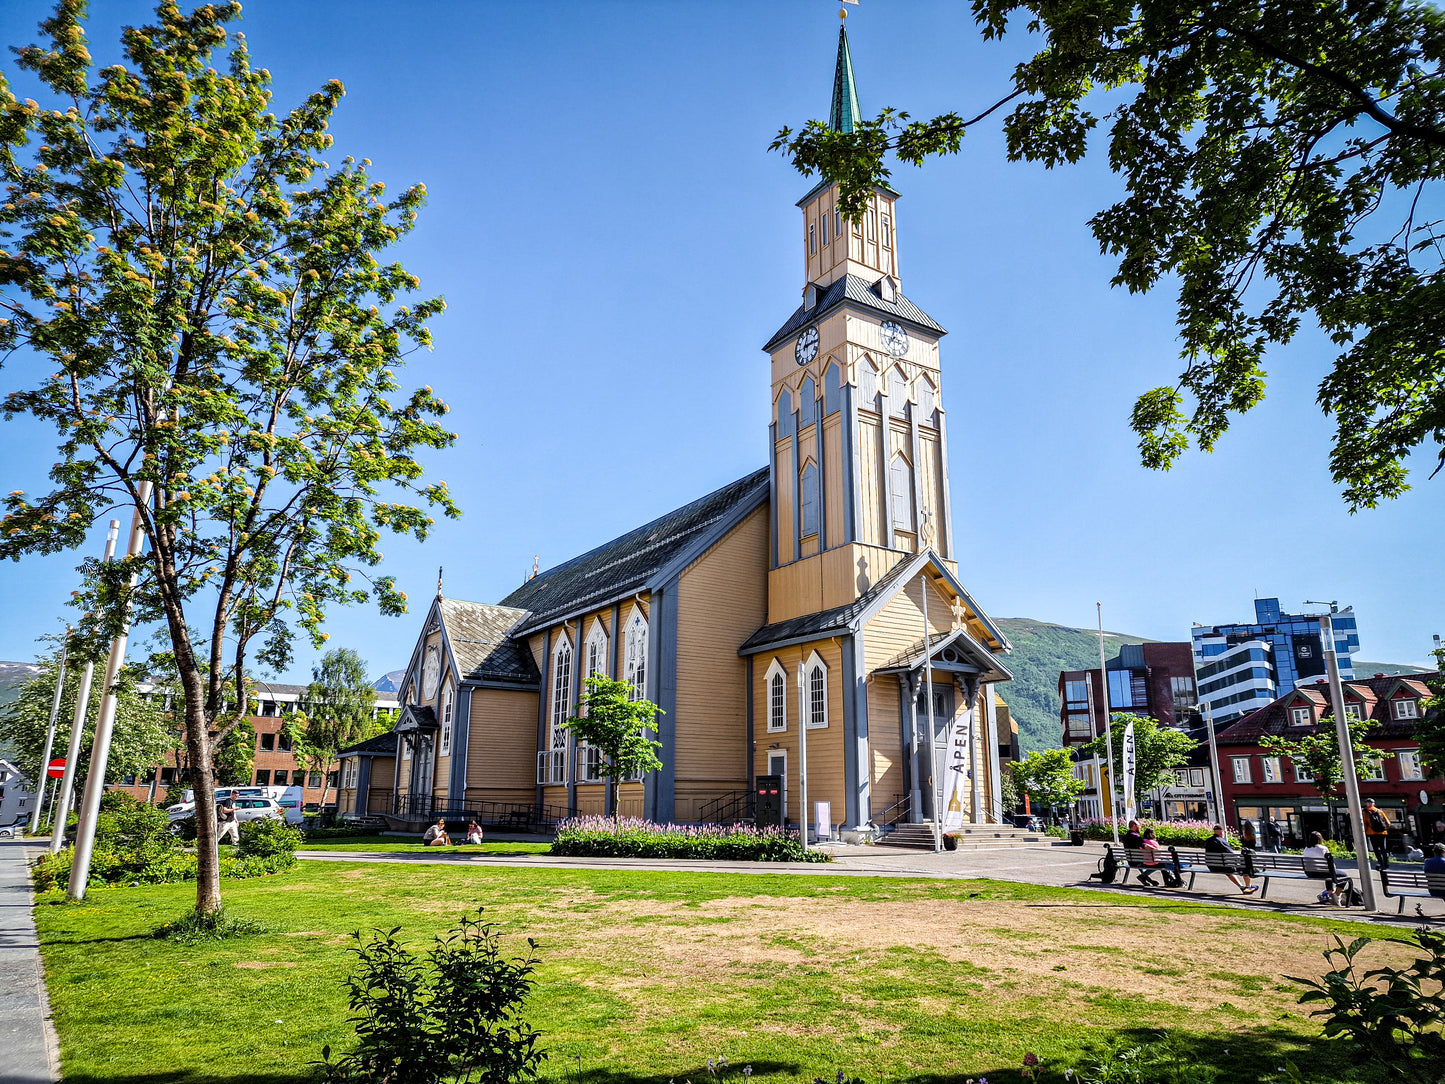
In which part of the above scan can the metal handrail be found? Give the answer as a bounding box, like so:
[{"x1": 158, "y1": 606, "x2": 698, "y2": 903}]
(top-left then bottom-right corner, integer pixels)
[
  {"x1": 872, "y1": 793, "x2": 910, "y2": 828},
  {"x1": 698, "y1": 789, "x2": 754, "y2": 825},
  {"x1": 392, "y1": 794, "x2": 574, "y2": 828}
]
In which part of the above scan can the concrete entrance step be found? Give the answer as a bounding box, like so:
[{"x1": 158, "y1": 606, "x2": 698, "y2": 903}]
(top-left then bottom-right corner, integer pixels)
[{"x1": 879, "y1": 822, "x2": 1051, "y2": 850}]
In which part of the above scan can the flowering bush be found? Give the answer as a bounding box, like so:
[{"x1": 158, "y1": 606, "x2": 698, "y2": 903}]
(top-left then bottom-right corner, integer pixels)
[
  {"x1": 551, "y1": 816, "x2": 830, "y2": 862},
  {"x1": 1075, "y1": 818, "x2": 1238, "y2": 848}
]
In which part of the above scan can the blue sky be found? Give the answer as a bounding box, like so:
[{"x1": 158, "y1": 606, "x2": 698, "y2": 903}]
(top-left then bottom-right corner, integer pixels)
[{"x1": 0, "y1": 0, "x2": 1438, "y2": 681}]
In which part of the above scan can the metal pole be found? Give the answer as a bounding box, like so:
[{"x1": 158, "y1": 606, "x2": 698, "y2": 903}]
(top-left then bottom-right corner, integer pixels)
[
  {"x1": 51, "y1": 523, "x2": 119, "y2": 855},
  {"x1": 796, "y1": 660, "x2": 809, "y2": 852},
  {"x1": 69, "y1": 485, "x2": 150, "y2": 901},
  {"x1": 29, "y1": 631, "x2": 70, "y2": 834},
  {"x1": 1322, "y1": 613, "x2": 1378, "y2": 911},
  {"x1": 920, "y1": 571, "x2": 941, "y2": 852},
  {"x1": 1096, "y1": 603, "x2": 1119, "y2": 845},
  {"x1": 1203, "y1": 703, "x2": 1224, "y2": 827}
]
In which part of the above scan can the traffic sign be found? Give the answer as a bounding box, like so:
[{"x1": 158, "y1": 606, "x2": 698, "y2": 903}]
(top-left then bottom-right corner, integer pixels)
[{"x1": 46, "y1": 758, "x2": 65, "y2": 779}]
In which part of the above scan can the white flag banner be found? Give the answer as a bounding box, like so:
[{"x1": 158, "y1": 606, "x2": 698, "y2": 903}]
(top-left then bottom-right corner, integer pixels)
[
  {"x1": 1122, "y1": 719, "x2": 1137, "y2": 823},
  {"x1": 941, "y1": 708, "x2": 971, "y2": 831}
]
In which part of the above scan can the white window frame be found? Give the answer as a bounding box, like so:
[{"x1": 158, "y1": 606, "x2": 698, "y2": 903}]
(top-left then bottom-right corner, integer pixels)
[
  {"x1": 1290, "y1": 706, "x2": 1312, "y2": 727},
  {"x1": 881, "y1": 213, "x2": 892, "y2": 248},
  {"x1": 1344, "y1": 702, "x2": 1363, "y2": 721},
  {"x1": 551, "y1": 636, "x2": 573, "y2": 752},
  {"x1": 585, "y1": 620, "x2": 609, "y2": 680},
  {"x1": 1362, "y1": 759, "x2": 1387, "y2": 782},
  {"x1": 806, "y1": 650, "x2": 829, "y2": 729},
  {"x1": 1398, "y1": 748, "x2": 1424, "y2": 780},
  {"x1": 1393, "y1": 698, "x2": 1419, "y2": 720},
  {"x1": 536, "y1": 750, "x2": 565, "y2": 785},
  {"x1": 440, "y1": 685, "x2": 453, "y2": 757},
  {"x1": 1231, "y1": 756, "x2": 1252, "y2": 784},
  {"x1": 1260, "y1": 756, "x2": 1282, "y2": 783},
  {"x1": 765, "y1": 658, "x2": 787, "y2": 733},
  {"x1": 834, "y1": 207, "x2": 842, "y2": 238},
  {"x1": 821, "y1": 211, "x2": 830, "y2": 245},
  {"x1": 808, "y1": 222, "x2": 816, "y2": 254},
  {"x1": 579, "y1": 743, "x2": 605, "y2": 783},
  {"x1": 624, "y1": 606, "x2": 648, "y2": 701}
]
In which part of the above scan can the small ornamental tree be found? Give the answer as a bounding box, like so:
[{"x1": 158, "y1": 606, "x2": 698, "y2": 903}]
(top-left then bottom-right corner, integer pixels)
[
  {"x1": 287, "y1": 647, "x2": 380, "y2": 807},
  {"x1": 0, "y1": 3, "x2": 457, "y2": 913},
  {"x1": 1012, "y1": 748, "x2": 1086, "y2": 813},
  {"x1": 1261, "y1": 719, "x2": 1389, "y2": 819},
  {"x1": 1083, "y1": 712, "x2": 1197, "y2": 800},
  {"x1": 563, "y1": 675, "x2": 663, "y2": 815}
]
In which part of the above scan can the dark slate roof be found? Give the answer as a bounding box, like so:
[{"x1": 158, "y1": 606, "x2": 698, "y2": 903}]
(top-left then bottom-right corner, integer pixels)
[
  {"x1": 337, "y1": 732, "x2": 399, "y2": 758},
  {"x1": 438, "y1": 597, "x2": 538, "y2": 686},
  {"x1": 500, "y1": 468, "x2": 770, "y2": 634},
  {"x1": 739, "y1": 553, "x2": 920, "y2": 654},
  {"x1": 1216, "y1": 672, "x2": 1438, "y2": 744},
  {"x1": 763, "y1": 274, "x2": 945, "y2": 353}
]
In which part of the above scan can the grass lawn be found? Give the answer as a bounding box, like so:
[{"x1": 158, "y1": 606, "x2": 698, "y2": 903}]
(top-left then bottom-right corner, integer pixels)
[
  {"x1": 33, "y1": 862, "x2": 1413, "y2": 1084},
  {"x1": 296, "y1": 835, "x2": 552, "y2": 855}
]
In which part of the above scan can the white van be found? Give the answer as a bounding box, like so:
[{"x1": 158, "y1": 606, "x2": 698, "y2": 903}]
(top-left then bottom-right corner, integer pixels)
[{"x1": 174, "y1": 785, "x2": 305, "y2": 825}]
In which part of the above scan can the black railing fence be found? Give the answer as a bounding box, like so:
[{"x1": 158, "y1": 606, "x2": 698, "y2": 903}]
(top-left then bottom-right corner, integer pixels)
[
  {"x1": 698, "y1": 789, "x2": 754, "y2": 825},
  {"x1": 394, "y1": 794, "x2": 574, "y2": 830},
  {"x1": 871, "y1": 793, "x2": 910, "y2": 830}
]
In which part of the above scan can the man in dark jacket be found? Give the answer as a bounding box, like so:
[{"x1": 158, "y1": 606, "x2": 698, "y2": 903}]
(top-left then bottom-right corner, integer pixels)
[{"x1": 1205, "y1": 824, "x2": 1257, "y2": 894}]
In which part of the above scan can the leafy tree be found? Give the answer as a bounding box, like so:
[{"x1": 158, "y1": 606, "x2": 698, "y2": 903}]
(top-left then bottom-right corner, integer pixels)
[
  {"x1": 286, "y1": 647, "x2": 380, "y2": 807},
  {"x1": 1261, "y1": 718, "x2": 1389, "y2": 814},
  {"x1": 1083, "y1": 712, "x2": 1197, "y2": 799},
  {"x1": 774, "y1": 1, "x2": 1445, "y2": 508},
  {"x1": 1417, "y1": 645, "x2": 1445, "y2": 777},
  {"x1": 1012, "y1": 747, "x2": 1087, "y2": 811},
  {"x1": 0, "y1": 642, "x2": 174, "y2": 795},
  {"x1": 563, "y1": 675, "x2": 663, "y2": 815},
  {"x1": 213, "y1": 717, "x2": 255, "y2": 787},
  {"x1": 998, "y1": 761, "x2": 1022, "y2": 812},
  {"x1": 0, "y1": 3, "x2": 456, "y2": 912}
]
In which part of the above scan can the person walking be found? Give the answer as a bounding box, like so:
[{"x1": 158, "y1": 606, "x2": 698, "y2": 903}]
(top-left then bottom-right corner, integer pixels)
[
  {"x1": 1262, "y1": 816, "x2": 1282, "y2": 853},
  {"x1": 1205, "y1": 824, "x2": 1257, "y2": 894},
  {"x1": 1363, "y1": 799, "x2": 1391, "y2": 871},
  {"x1": 216, "y1": 798, "x2": 240, "y2": 846}
]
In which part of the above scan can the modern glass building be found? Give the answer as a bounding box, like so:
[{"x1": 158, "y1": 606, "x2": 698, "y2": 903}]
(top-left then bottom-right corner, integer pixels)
[{"x1": 1192, "y1": 598, "x2": 1359, "y2": 727}]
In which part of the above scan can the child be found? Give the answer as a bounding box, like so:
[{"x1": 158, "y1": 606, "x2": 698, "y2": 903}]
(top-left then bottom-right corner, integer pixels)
[{"x1": 466, "y1": 820, "x2": 484, "y2": 845}]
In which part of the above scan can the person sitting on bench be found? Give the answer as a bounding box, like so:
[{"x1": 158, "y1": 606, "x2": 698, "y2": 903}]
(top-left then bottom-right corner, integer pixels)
[
  {"x1": 1302, "y1": 831, "x2": 1352, "y2": 906},
  {"x1": 1424, "y1": 842, "x2": 1445, "y2": 899},
  {"x1": 1205, "y1": 824, "x2": 1257, "y2": 894}
]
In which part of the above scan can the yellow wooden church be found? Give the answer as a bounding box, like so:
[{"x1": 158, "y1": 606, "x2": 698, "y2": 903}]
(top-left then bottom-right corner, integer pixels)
[{"x1": 337, "y1": 29, "x2": 1016, "y2": 838}]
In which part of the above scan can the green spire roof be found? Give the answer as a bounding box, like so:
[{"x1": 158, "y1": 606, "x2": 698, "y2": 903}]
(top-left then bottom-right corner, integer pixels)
[{"x1": 829, "y1": 26, "x2": 862, "y2": 133}]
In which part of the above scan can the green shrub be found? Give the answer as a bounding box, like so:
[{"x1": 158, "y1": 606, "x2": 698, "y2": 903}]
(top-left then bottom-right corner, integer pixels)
[
  {"x1": 238, "y1": 817, "x2": 303, "y2": 858},
  {"x1": 551, "y1": 816, "x2": 830, "y2": 862},
  {"x1": 318, "y1": 907, "x2": 546, "y2": 1084},
  {"x1": 31, "y1": 833, "x2": 296, "y2": 892}
]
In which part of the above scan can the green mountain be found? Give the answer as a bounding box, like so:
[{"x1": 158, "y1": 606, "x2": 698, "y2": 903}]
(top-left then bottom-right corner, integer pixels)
[
  {"x1": 1353, "y1": 660, "x2": 1431, "y2": 677},
  {"x1": 994, "y1": 619, "x2": 1151, "y2": 754}
]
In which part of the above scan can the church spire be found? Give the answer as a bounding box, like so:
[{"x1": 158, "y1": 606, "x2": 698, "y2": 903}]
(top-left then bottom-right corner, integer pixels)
[{"x1": 828, "y1": 26, "x2": 862, "y2": 133}]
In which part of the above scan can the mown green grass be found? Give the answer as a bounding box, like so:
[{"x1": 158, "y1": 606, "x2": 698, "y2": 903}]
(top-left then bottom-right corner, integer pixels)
[
  {"x1": 296, "y1": 835, "x2": 551, "y2": 854},
  {"x1": 34, "y1": 863, "x2": 1405, "y2": 1084}
]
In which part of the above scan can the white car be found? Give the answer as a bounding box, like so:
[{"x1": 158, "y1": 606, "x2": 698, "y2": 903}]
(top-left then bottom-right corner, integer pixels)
[
  {"x1": 0, "y1": 822, "x2": 23, "y2": 839},
  {"x1": 168, "y1": 797, "x2": 285, "y2": 834}
]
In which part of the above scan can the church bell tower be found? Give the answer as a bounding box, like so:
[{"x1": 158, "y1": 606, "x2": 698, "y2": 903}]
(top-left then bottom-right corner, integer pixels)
[{"x1": 761, "y1": 26, "x2": 955, "y2": 626}]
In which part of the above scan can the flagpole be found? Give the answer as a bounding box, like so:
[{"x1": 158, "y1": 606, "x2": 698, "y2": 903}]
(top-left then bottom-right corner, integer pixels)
[
  {"x1": 796, "y1": 660, "x2": 809, "y2": 854},
  {"x1": 29, "y1": 630, "x2": 70, "y2": 835},
  {"x1": 920, "y1": 569, "x2": 941, "y2": 853},
  {"x1": 1096, "y1": 603, "x2": 1119, "y2": 846}
]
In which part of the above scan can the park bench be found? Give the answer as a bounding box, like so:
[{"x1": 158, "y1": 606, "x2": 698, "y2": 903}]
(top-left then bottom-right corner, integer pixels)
[
  {"x1": 1106, "y1": 845, "x2": 1172, "y2": 886},
  {"x1": 1380, "y1": 870, "x2": 1445, "y2": 913},
  {"x1": 1235, "y1": 852, "x2": 1341, "y2": 900}
]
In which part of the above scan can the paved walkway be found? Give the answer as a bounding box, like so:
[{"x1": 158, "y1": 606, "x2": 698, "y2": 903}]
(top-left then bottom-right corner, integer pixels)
[
  {"x1": 299, "y1": 840, "x2": 1445, "y2": 928},
  {"x1": 0, "y1": 839, "x2": 57, "y2": 1084}
]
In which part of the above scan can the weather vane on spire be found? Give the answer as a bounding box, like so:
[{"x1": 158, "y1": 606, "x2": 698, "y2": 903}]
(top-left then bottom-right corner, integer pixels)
[
  {"x1": 437, "y1": 566, "x2": 444, "y2": 598},
  {"x1": 839, "y1": 0, "x2": 858, "y2": 18}
]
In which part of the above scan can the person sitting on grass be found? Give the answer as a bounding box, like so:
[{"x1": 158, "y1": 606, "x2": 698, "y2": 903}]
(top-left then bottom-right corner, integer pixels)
[
  {"x1": 1204, "y1": 824, "x2": 1257, "y2": 894},
  {"x1": 465, "y1": 820, "x2": 484, "y2": 845},
  {"x1": 1302, "y1": 831, "x2": 1353, "y2": 906},
  {"x1": 423, "y1": 817, "x2": 451, "y2": 847}
]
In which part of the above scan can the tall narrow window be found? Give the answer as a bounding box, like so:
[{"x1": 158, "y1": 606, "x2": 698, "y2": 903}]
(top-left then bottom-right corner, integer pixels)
[
  {"x1": 624, "y1": 608, "x2": 648, "y2": 701},
  {"x1": 917, "y1": 376, "x2": 936, "y2": 425},
  {"x1": 586, "y1": 622, "x2": 608, "y2": 680},
  {"x1": 808, "y1": 222, "x2": 816, "y2": 254},
  {"x1": 890, "y1": 453, "x2": 914, "y2": 530},
  {"x1": 866, "y1": 209, "x2": 876, "y2": 240},
  {"x1": 834, "y1": 207, "x2": 842, "y2": 237},
  {"x1": 551, "y1": 638, "x2": 572, "y2": 750},
  {"x1": 821, "y1": 212, "x2": 830, "y2": 245},
  {"x1": 888, "y1": 368, "x2": 908, "y2": 418},
  {"x1": 766, "y1": 660, "x2": 787, "y2": 732},
  {"x1": 800, "y1": 460, "x2": 820, "y2": 538},
  {"x1": 440, "y1": 687, "x2": 453, "y2": 756},
  {"x1": 859, "y1": 358, "x2": 879, "y2": 410},
  {"x1": 881, "y1": 214, "x2": 892, "y2": 248},
  {"x1": 806, "y1": 652, "x2": 828, "y2": 728}
]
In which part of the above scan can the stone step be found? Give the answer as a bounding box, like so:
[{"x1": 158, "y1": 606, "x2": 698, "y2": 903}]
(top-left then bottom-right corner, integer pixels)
[{"x1": 877, "y1": 822, "x2": 1052, "y2": 850}]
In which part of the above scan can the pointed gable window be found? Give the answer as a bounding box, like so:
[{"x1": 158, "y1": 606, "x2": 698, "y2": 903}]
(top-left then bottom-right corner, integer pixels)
[
  {"x1": 918, "y1": 375, "x2": 937, "y2": 426},
  {"x1": 765, "y1": 659, "x2": 787, "y2": 732},
  {"x1": 440, "y1": 686, "x2": 454, "y2": 757},
  {"x1": 809, "y1": 222, "x2": 816, "y2": 255},
  {"x1": 624, "y1": 607, "x2": 648, "y2": 701},
  {"x1": 586, "y1": 621, "x2": 609, "y2": 680},
  {"x1": 859, "y1": 357, "x2": 879, "y2": 411},
  {"x1": 800, "y1": 460, "x2": 820, "y2": 538},
  {"x1": 776, "y1": 387, "x2": 795, "y2": 440},
  {"x1": 823, "y1": 360, "x2": 842, "y2": 416},
  {"x1": 551, "y1": 637, "x2": 572, "y2": 751},
  {"x1": 888, "y1": 367, "x2": 909, "y2": 418},
  {"x1": 800, "y1": 375, "x2": 817, "y2": 420},
  {"x1": 806, "y1": 651, "x2": 829, "y2": 729},
  {"x1": 890, "y1": 452, "x2": 914, "y2": 530}
]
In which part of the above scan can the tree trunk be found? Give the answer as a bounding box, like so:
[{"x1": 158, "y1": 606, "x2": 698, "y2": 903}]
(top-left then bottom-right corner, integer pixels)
[{"x1": 321, "y1": 755, "x2": 333, "y2": 812}]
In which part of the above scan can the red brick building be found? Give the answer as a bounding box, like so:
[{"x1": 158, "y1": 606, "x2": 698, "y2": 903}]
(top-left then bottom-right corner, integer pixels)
[
  {"x1": 111, "y1": 682, "x2": 399, "y2": 807},
  {"x1": 1215, "y1": 672, "x2": 1442, "y2": 850}
]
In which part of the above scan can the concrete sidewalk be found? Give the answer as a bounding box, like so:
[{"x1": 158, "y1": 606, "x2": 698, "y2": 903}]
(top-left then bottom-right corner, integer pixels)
[
  {"x1": 0, "y1": 839, "x2": 57, "y2": 1084},
  {"x1": 298, "y1": 840, "x2": 1445, "y2": 927}
]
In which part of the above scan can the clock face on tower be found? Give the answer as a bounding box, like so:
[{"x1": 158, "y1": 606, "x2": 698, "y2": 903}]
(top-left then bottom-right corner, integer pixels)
[
  {"x1": 794, "y1": 326, "x2": 819, "y2": 367},
  {"x1": 880, "y1": 320, "x2": 910, "y2": 358},
  {"x1": 422, "y1": 646, "x2": 439, "y2": 700}
]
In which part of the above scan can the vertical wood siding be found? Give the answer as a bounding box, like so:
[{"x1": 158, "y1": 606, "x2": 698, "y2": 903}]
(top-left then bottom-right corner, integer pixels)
[
  {"x1": 465, "y1": 689, "x2": 541, "y2": 791},
  {"x1": 868, "y1": 678, "x2": 905, "y2": 807}
]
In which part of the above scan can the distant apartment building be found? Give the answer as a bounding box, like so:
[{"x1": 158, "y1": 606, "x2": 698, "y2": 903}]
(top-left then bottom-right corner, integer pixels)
[
  {"x1": 0, "y1": 759, "x2": 38, "y2": 826},
  {"x1": 1192, "y1": 598, "x2": 1359, "y2": 728},
  {"x1": 111, "y1": 682, "x2": 399, "y2": 807},
  {"x1": 1058, "y1": 642, "x2": 1205, "y2": 820}
]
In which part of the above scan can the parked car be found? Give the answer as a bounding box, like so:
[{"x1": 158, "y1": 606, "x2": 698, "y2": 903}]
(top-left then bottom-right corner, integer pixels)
[
  {"x1": 168, "y1": 796, "x2": 285, "y2": 835},
  {"x1": 1008, "y1": 814, "x2": 1044, "y2": 832},
  {"x1": 0, "y1": 820, "x2": 24, "y2": 839}
]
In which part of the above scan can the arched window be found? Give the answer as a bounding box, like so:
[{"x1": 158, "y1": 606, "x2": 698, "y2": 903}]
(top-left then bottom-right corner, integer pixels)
[
  {"x1": 890, "y1": 453, "x2": 914, "y2": 530},
  {"x1": 859, "y1": 357, "x2": 879, "y2": 410},
  {"x1": 765, "y1": 659, "x2": 787, "y2": 732},
  {"x1": 806, "y1": 651, "x2": 828, "y2": 729},
  {"x1": 799, "y1": 460, "x2": 820, "y2": 538},
  {"x1": 888, "y1": 368, "x2": 909, "y2": 418},
  {"x1": 550, "y1": 637, "x2": 572, "y2": 750},
  {"x1": 624, "y1": 607, "x2": 648, "y2": 701},
  {"x1": 440, "y1": 686, "x2": 454, "y2": 757}
]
